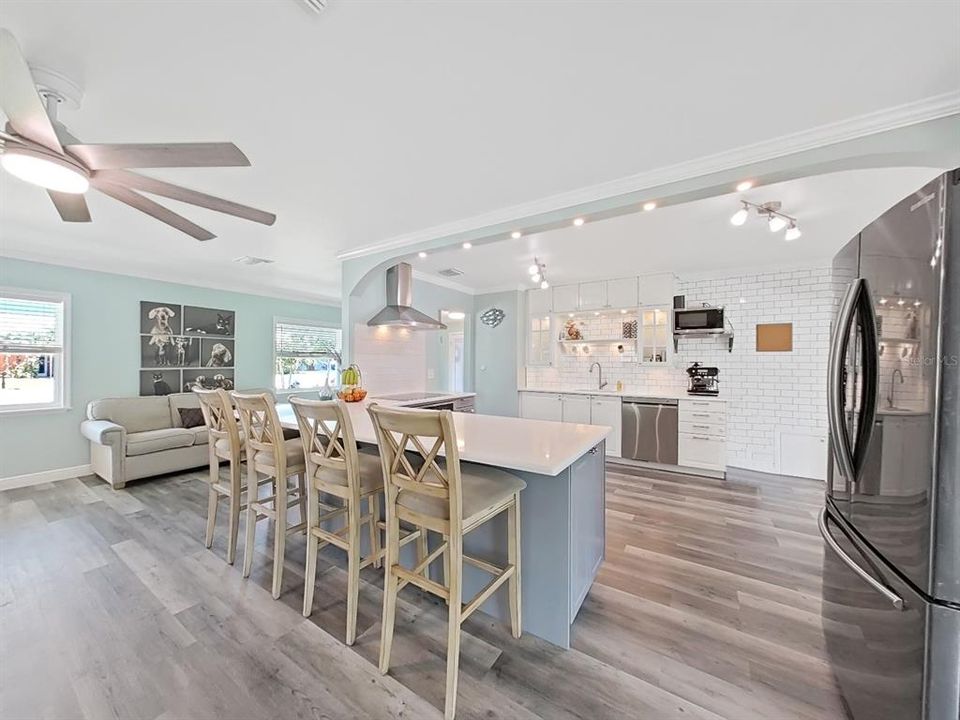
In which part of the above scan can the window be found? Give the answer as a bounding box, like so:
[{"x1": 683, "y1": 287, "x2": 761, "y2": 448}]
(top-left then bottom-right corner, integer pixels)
[
  {"x1": 0, "y1": 289, "x2": 70, "y2": 411},
  {"x1": 274, "y1": 319, "x2": 341, "y2": 391}
]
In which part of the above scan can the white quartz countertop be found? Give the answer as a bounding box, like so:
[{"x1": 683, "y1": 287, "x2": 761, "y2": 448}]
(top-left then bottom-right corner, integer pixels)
[
  {"x1": 368, "y1": 391, "x2": 476, "y2": 407},
  {"x1": 277, "y1": 400, "x2": 610, "y2": 476},
  {"x1": 518, "y1": 387, "x2": 727, "y2": 402}
]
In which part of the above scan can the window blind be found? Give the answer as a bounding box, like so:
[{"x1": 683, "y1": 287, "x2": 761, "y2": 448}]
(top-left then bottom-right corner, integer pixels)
[
  {"x1": 0, "y1": 296, "x2": 64, "y2": 354},
  {"x1": 274, "y1": 322, "x2": 341, "y2": 358}
]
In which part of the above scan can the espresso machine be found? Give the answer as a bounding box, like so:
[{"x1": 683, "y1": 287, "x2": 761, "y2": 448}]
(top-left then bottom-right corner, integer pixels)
[{"x1": 686, "y1": 362, "x2": 719, "y2": 396}]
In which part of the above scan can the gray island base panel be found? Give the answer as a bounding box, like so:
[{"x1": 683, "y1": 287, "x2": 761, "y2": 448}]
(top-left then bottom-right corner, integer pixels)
[
  {"x1": 277, "y1": 403, "x2": 607, "y2": 649},
  {"x1": 452, "y1": 440, "x2": 606, "y2": 649}
]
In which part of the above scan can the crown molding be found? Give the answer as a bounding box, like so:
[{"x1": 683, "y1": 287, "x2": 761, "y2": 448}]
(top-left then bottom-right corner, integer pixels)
[{"x1": 337, "y1": 92, "x2": 960, "y2": 262}]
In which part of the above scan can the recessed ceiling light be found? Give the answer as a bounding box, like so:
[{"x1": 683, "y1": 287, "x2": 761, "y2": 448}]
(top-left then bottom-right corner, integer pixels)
[
  {"x1": 447, "y1": 311, "x2": 466, "y2": 320},
  {"x1": 897, "y1": 298, "x2": 906, "y2": 306},
  {"x1": 573, "y1": 217, "x2": 585, "y2": 227},
  {"x1": 462, "y1": 242, "x2": 472, "y2": 249},
  {"x1": 736, "y1": 180, "x2": 754, "y2": 192},
  {"x1": 418, "y1": 251, "x2": 428, "y2": 258},
  {"x1": 594, "y1": 311, "x2": 600, "y2": 316},
  {"x1": 620, "y1": 309, "x2": 627, "y2": 314},
  {"x1": 511, "y1": 231, "x2": 522, "y2": 239},
  {"x1": 879, "y1": 297, "x2": 888, "y2": 305},
  {"x1": 643, "y1": 201, "x2": 657, "y2": 212},
  {"x1": 913, "y1": 300, "x2": 922, "y2": 307}
]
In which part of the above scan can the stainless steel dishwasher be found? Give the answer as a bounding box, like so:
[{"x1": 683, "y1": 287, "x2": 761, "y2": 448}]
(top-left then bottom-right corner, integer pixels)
[{"x1": 621, "y1": 397, "x2": 678, "y2": 464}]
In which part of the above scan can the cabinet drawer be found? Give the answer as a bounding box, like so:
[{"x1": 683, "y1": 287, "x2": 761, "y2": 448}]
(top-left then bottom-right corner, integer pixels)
[
  {"x1": 678, "y1": 432, "x2": 726, "y2": 471},
  {"x1": 679, "y1": 420, "x2": 726, "y2": 438},
  {"x1": 679, "y1": 407, "x2": 726, "y2": 424}
]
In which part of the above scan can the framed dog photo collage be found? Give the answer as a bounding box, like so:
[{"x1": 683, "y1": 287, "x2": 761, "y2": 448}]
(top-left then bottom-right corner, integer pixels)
[{"x1": 139, "y1": 301, "x2": 236, "y2": 396}]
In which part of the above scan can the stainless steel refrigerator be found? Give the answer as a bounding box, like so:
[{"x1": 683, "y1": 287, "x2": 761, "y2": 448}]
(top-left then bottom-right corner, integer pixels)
[{"x1": 822, "y1": 170, "x2": 959, "y2": 720}]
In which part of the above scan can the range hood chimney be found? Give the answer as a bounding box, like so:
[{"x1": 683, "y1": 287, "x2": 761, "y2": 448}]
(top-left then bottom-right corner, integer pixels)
[{"x1": 367, "y1": 263, "x2": 447, "y2": 329}]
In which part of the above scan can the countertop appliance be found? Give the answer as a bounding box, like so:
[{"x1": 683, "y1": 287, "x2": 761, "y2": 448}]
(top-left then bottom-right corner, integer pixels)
[
  {"x1": 621, "y1": 397, "x2": 678, "y2": 464},
  {"x1": 673, "y1": 305, "x2": 724, "y2": 335},
  {"x1": 822, "y1": 170, "x2": 959, "y2": 720},
  {"x1": 686, "y1": 362, "x2": 719, "y2": 396},
  {"x1": 371, "y1": 391, "x2": 475, "y2": 412}
]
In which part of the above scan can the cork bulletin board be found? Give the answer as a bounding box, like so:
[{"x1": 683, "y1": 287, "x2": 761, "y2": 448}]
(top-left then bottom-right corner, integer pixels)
[{"x1": 756, "y1": 323, "x2": 793, "y2": 352}]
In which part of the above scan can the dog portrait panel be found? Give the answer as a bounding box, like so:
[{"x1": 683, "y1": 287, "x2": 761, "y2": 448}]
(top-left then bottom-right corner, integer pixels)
[
  {"x1": 140, "y1": 369, "x2": 180, "y2": 397},
  {"x1": 182, "y1": 368, "x2": 235, "y2": 393},
  {"x1": 183, "y1": 306, "x2": 235, "y2": 337},
  {"x1": 140, "y1": 302, "x2": 182, "y2": 336},
  {"x1": 140, "y1": 335, "x2": 200, "y2": 368},
  {"x1": 201, "y1": 338, "x2": 234, "y2": 368}
]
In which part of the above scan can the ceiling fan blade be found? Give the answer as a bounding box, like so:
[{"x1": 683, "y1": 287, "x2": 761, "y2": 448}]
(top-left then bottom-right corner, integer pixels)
[
  {"x1": 92, "y1": 179, "x2": 215, "y2": 241},
  {"x1": 94, "y1": 169, "x2": 276, "y2": 226},
  {"x1": 47, "y1": 190, "x2": 92, "y2": 222},
  {"x1": 0, "y1": 30, "x2": 63, "y2": 154},
  {"x1": 65, "y1": 142, "x2": 250, "y2": 170}
]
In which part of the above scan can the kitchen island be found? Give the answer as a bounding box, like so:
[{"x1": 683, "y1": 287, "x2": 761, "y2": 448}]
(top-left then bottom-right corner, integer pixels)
[{"x1": 277, "y1": 400, "x2": 609, "y2": 649}]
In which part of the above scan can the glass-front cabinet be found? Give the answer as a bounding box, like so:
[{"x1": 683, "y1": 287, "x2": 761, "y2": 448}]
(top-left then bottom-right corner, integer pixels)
[
  {"x1": 639, "y1": 307, "x2": 670, "y2": 364},
  {"x1": 527, "y1": 314, "x2": 553, "y2": 366}
]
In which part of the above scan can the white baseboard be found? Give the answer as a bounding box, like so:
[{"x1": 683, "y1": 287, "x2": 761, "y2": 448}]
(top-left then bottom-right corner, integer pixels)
[{"x1": 0, "y1": 464, "x2": 93, "y2": 492}]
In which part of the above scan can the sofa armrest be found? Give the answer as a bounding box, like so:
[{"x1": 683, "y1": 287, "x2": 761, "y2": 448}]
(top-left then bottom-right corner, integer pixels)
[{"x1": 81, "y1": 419, "x2": 125, "y2": 446}]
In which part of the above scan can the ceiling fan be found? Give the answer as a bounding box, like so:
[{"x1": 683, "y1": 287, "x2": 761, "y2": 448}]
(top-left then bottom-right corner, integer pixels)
[{"x1": 0, "y1": 28, "x2": 275, "y2": 241}]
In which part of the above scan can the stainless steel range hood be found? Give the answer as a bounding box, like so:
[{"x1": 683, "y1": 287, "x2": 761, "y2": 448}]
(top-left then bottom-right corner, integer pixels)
[{"x1": 367, "y1": 263, "x2": 446, "y2": 329}]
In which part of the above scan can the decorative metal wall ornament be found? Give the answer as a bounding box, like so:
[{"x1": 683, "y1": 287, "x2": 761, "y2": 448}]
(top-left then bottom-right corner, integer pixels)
[{"x1": 480, "y1": 307, "x2": 505, "y2": 328}]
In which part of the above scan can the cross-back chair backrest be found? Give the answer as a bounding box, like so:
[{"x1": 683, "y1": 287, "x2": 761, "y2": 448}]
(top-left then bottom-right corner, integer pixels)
[
  {"x1": 195, "y1": 388, "x2": 242, "y2": 457},
  {"x1": 289, "y1": 397, "x2": 361, "y2": 496},
  {"x1": 367, "y1": 403, "x2": 463, "y2": 522},
  {"x1": 232, "y1": 391, "x2": 286, "y2": 474}
]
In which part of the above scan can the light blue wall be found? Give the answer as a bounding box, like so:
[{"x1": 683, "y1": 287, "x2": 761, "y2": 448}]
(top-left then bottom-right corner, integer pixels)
[
  {"x1": 472, "y1": 290, "x2": 521, "y2": 417},
  {"x1": 0, "y1": 258, "x2": 340, "y2": 478}
]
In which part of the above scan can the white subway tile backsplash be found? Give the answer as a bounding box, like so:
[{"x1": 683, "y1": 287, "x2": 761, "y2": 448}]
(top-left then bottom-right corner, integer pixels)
[{"x1": 527, "y1": 265, "x2": 835, "y2": 475}]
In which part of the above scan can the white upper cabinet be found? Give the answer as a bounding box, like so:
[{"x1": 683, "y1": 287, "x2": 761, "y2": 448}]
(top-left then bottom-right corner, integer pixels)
[
  {"x1": 605, "y1": 277, "x2": 638, "y2": 309},
  {"x1": 552, "y1": 284, "x2": 580, "y2": 313},
  {"x1": 577, "y1": 281, "x2": 606, "y2": 311},
  {"x1": 638, "y1": 273, "x2": 676, "y2": 306},
  {"x1": 528, "y1": 287, "x2": 553, "y2": 315}
]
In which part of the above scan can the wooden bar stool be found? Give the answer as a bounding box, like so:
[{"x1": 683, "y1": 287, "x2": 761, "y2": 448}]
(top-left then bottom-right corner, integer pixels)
[
  {"x1": 233, "y1": 391, "x2": 307, "y2": 599},
  {"x1": 195, "y1": 387, "x2": 248, "y2": 565},
  {"x1": 368, "y1": 404, "x2": 525, "y2": 720},
  {"x1": 290, "y1": 397, "x2": 387, "y2": 644}
]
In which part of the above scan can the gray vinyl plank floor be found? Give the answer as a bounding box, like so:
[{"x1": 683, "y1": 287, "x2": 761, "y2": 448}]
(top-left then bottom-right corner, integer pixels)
[{"x1": 0, "y1": 466, "x2": 847, "y2": 719}]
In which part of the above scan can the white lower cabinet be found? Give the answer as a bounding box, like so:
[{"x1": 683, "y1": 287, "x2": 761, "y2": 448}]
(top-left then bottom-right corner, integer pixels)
[
  {"x1": 562, "y1": 394, "x2": 592, "y2": 424},
  {"x1": 519, "y1": 392, "x2": 562, "y2": 422},
  {"x1": 520, "y1": 391, "x2": 622, "y2": 457},
  {"x1": 677, "y1": 398, "x2": 726, "y2": 472},
  {"x1": 590, "y1": 397, "x2": 622, "y2": 457}
]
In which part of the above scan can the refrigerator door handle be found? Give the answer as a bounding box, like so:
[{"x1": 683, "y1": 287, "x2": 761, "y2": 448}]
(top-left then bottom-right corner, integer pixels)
[
  {"x1": 818, "y1": 509, "x2": 904, "y2": 610},
  {"x1": 851, "y1": 278, "x2": 880, "y2": 480},
  {"x1": 828, "y1": 280, "x2": 861, "y2": 486}
]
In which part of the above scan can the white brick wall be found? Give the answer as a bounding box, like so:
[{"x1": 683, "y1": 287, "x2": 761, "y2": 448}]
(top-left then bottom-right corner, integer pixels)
[{"x1": 527, "y1": 265, "x2": 835, "y2": 474}]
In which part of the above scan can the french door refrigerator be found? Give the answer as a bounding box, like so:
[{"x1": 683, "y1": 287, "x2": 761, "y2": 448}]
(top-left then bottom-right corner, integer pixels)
[{"x1": 822, "y1": 169, "x2": 959, "y2": 720}]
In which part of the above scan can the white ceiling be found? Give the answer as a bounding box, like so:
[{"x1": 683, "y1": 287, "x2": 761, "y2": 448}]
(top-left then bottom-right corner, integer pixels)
[
  {"x1": 414, "y1": 167, "x2": 942, "y2": 291},
  {"x1": 0, "y1": 1, "x2": 958, "y2": 300}
]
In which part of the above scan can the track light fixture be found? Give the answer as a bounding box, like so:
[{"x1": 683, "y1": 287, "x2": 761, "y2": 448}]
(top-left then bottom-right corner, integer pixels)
[
  {"x1": 729, "y1": 200, "x2": 800, "y2": 240},
  {"x1": 528, "y1": 257, "x2": 548, "y2": 288}
]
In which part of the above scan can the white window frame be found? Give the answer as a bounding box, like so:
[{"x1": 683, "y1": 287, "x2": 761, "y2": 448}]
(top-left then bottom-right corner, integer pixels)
[
  {"x1": 272, "y1": 316, "x2": 342, "y2": 393},
  {"x1": 0, "y1": 287, "x2": 71, "y2": 414}
]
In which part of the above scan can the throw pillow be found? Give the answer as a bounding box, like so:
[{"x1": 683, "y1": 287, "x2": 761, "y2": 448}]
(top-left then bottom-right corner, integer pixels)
[{"x1": 178, "y1": 407, "x2": 205, "y2": 428}]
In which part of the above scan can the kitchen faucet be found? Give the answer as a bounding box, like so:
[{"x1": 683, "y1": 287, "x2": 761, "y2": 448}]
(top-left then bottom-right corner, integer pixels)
[
  {"x1": 589, "y1": 362, "x2": 607, "y2": 391},
  {"x1": 887, "y1": 368, "x2": 904, "y2": 408}
]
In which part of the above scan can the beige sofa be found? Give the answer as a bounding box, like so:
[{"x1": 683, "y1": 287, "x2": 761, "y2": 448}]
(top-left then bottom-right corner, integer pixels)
[{"x1": 80, "y1": 389, "x2": 278, "y2": 489}]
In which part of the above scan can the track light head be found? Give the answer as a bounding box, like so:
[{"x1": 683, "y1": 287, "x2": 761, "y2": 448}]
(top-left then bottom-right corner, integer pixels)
[
  {"x1": 768, "y1": 214, "x2": 788, "y2": 233},
  {"x1": 730, "y1": 205, "x2": 749, "y2": 226}
]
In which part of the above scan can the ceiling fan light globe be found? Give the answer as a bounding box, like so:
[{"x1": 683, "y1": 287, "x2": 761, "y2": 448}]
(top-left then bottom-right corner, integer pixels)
[{"x1": 1, "y1": 150, "x2": 89, "y2": 194}]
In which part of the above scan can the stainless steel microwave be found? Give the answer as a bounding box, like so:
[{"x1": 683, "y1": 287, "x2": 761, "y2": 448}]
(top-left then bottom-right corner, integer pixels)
[{"x1": 673, "y1": 306, "x2": 725, "y2": 334}]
